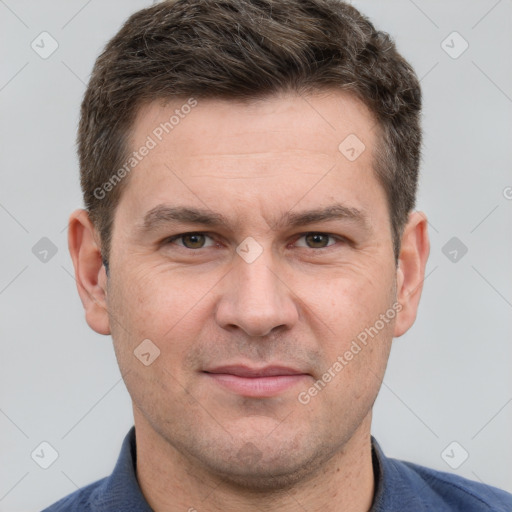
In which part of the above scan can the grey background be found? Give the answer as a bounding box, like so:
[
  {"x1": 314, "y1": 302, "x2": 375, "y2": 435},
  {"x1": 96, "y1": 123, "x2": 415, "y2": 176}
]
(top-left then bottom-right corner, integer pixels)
[{"x1": 1, "y1": 1, "x2": 511, "y2": 510}]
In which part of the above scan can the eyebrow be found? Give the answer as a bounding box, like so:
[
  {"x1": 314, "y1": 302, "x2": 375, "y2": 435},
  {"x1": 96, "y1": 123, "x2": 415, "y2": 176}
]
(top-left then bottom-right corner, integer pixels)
[{"x1": 137, "y1": 203, "x2": 370, "y2": 234}]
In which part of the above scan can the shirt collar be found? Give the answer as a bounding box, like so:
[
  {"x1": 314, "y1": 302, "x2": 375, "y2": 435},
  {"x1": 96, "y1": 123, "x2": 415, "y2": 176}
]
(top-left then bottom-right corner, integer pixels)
[
  {"x1": 91, "y1": 426, "x2": 152, "y2": 511},
  {"x1": 370, "y1": 435, "x2": 430, "y2": 511}
]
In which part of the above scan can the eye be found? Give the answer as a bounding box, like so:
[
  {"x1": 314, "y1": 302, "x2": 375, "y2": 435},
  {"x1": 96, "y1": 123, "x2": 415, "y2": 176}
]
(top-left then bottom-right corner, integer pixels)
[
  {"x1": 163, "y1": 231, "x2": 345, "y2": 252},
  {"x1": 294, "y1": 232, "x2": 340, "y2": 249},
  {"x1": 165, "y1": 232, "x2": 216, "y2": 249}
]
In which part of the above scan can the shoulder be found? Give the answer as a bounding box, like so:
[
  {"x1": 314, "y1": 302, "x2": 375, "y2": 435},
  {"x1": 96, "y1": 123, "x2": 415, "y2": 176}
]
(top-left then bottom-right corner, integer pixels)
[
  {"x1": 371, "y1": 437, "x2": 512, "y2": 511},
  {"x1": 40, "y1": 477, "x2": 108, "y2": 512},
  {"x1": 390, "y1": 456, "x2": 512, "y2": 511},
  {"x1": 40, "y1": 427, "x2": 151, "y2": 512}
]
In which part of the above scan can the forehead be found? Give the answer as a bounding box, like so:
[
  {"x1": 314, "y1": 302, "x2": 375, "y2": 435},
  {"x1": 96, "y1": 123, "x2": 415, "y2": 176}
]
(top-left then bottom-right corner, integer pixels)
[
  {"x1": 115, "y1": 90, "x2": 384, "y2": 231},
  {"x1": 130, "y1": 90, "x2": 377, "y2": 160}
]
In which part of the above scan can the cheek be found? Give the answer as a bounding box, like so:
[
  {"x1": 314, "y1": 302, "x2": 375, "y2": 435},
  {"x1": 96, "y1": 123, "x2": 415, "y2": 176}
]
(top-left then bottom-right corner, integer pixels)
[
  {"x1": 307, "y1": 267, "x2": 395, "y2": 336},
  {"x1": 110, "y1": 267, "x2": 221, "y2": 367},
  {"x1": 304, "y1": 267, "x2": 396, "y2": 389},
  {"x1": 117, "y1": 265, "x2": 203, "y2": 328},
  {"x1": 107, "y1": 270, "x2": 211, "y2": 412},
  {"x1": 316, "y1": 313, "x2": 394, "y2": 421}
]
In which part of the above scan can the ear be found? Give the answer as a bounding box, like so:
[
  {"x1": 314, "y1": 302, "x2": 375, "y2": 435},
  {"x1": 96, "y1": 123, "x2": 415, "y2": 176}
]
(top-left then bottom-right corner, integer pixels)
[
  {"x1": 394, "y1": 211, "x2": 430, "y2": 338},
  {"x1": 67, "y1": 209, "x2": 111, "y2": 335}
]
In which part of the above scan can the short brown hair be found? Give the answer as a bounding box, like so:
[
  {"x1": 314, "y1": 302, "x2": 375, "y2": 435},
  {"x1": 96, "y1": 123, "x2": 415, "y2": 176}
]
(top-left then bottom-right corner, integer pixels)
[{"x1": 78, "y1": 0, "x2": 422, "y2": 265}]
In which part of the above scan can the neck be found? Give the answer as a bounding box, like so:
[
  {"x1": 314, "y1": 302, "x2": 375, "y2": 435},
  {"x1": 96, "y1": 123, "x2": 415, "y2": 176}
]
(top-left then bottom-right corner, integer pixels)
[{"x1": 134, "y1": 411, "x2": 376, "y2": 512}]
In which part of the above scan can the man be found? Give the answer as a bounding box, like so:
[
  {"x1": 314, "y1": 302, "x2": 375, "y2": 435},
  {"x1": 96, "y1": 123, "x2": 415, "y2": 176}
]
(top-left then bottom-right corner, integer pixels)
[{"x1": 43, "y1": 0, "x2": 512, "y2": 510}]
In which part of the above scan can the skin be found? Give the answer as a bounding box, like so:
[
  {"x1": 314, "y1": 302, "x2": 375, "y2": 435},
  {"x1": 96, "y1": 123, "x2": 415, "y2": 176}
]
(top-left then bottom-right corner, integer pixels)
[{"x1": 68, "y1": 90, "x2": 429, "y2": 511}]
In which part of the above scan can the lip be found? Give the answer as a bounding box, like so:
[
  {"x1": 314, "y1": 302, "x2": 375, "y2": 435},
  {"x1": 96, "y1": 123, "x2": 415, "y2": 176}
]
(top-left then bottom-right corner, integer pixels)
[{"x1": 203, "y1": 365, "x2": 310, "y2": 397}]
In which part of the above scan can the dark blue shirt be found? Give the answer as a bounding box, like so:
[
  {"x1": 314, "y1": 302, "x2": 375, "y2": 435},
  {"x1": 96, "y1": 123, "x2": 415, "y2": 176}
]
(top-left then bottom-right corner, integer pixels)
[{"x1": 41, "y1": 427, "x2": 512, "y2": 511}]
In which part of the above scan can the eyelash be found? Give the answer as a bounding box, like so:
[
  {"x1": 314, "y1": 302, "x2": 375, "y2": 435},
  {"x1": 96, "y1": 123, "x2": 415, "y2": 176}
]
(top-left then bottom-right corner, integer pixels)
[{"x1": 163, "y1": 232, "x2": 347, "y2": 251}]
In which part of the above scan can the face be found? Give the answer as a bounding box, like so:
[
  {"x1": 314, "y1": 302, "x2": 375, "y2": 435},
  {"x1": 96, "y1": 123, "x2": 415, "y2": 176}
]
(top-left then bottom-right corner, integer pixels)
[{"x1": 99, "y1": 90, "x2": 406, "y2": 487}]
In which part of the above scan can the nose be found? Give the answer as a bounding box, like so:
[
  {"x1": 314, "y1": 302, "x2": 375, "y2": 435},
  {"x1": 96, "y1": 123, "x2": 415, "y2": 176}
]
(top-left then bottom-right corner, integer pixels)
[{"x1": 215, "y1": 249, "x2": 299, "y2": 337}]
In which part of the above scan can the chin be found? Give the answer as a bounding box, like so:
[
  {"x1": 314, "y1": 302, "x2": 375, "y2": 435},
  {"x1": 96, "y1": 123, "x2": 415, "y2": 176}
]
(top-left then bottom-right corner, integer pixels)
[
  {"x1": 193, "y1": 432, "x2": 333, "y2": 493},
  {"x1": 214, "y1": 455, "x2": 321, "y2": 492}
]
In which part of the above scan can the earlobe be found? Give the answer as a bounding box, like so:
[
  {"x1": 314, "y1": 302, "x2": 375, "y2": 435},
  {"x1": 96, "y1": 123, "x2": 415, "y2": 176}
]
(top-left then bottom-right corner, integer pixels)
[
  {"x1": 393, "y1": 211, "x2": 430, "y2": 338},
  {"x1": 67, "y1": 209, "x2": 111, "y2": 335}
]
